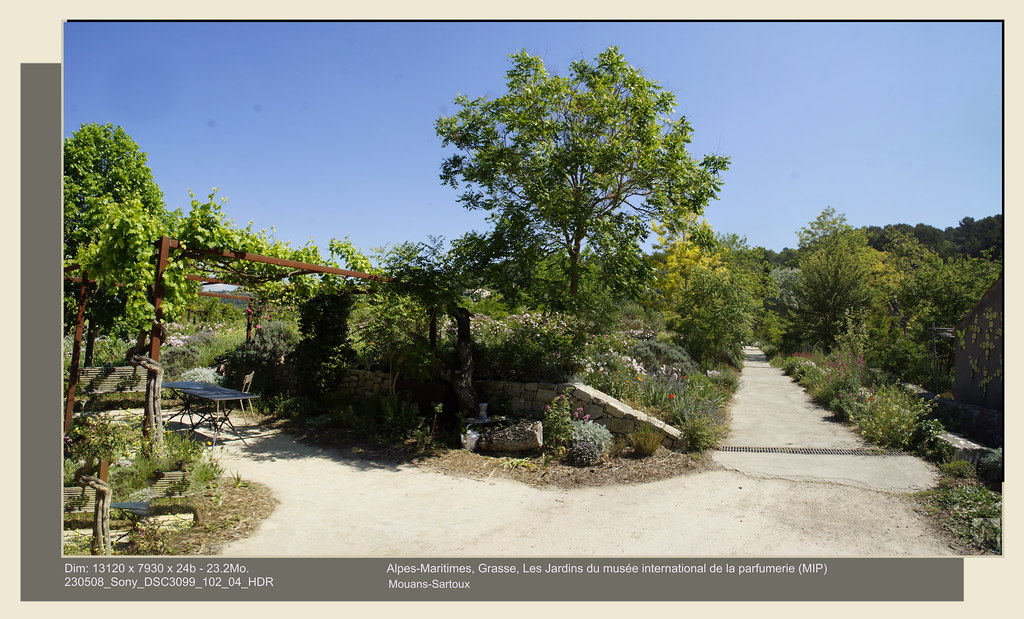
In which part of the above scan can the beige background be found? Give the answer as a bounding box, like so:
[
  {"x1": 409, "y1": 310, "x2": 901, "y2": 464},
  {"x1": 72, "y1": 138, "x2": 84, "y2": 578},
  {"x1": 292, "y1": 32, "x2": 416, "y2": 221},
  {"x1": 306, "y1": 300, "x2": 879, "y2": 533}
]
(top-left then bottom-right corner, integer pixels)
[{"x1": 1, "y1": 2, "x2": 1017, "y2": 616}]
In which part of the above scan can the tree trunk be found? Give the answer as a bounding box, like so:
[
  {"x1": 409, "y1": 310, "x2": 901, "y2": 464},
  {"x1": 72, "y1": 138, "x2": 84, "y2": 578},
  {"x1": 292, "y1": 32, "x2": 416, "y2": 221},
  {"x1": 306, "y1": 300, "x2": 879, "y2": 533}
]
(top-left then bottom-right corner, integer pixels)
[
  {"x1": 568, "y1": 237, "x2": 583, "y2": 298},
  {"x1": 428, "y1": 307, "x2": 437, "y2": 354},
  {"x1": 78, "y1": 473, "x2": 112, "y2": 555},
  {"x1": 447, "y1": 306, "x2": 477, "y2": 414},
  {"x1": 131, "y1": 354, "x2": 164, "y2": 452}
]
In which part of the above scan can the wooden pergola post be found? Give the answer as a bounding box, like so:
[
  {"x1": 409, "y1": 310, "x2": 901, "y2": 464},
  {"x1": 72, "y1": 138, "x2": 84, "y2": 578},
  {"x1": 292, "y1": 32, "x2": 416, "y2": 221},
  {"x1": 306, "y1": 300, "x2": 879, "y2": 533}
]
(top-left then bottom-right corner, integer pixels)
[
  {"x1": 63, "y1": 272, "x2": 90, "y2": 435},
  {"x1": 139, "y1": 236, "x2": 172, "y2": 444},
  {"x1": 246, "y1": 299, "x2": 253, "y2": 341},
  {"x1": 148, "y1": 236, "x2": 171, "y2": 362}
]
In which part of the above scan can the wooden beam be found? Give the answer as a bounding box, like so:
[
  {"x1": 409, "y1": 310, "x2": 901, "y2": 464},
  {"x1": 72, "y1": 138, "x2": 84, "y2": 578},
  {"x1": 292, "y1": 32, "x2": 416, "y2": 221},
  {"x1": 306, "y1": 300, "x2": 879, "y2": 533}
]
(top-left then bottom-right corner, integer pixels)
[
  {"x1": 168, "y1": 239, "x2": 386, "y2": 281},
  {"x1": 198, "y1": 291, "x2": 252, "y2": 301}
]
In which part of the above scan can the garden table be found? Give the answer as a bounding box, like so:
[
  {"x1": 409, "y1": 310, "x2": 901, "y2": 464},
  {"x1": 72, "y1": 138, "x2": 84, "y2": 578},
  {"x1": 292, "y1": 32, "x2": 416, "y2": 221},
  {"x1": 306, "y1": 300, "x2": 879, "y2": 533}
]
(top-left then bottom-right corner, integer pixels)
[{"x1": 162, "y1": 381, "x2": 259, "y2": 445}]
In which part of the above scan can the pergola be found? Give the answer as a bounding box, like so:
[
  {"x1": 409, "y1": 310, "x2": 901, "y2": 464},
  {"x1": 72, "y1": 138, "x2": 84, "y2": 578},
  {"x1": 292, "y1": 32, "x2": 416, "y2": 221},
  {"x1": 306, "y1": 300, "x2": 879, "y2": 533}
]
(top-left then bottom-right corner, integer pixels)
[{"x1": 63, "y1": 235, "x2": 385, "y2": 434}]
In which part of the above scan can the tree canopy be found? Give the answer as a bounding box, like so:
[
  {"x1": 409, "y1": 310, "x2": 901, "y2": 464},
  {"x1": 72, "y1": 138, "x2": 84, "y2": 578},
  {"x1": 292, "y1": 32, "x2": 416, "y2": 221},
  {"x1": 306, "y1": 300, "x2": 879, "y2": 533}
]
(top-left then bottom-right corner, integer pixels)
[{"x1": 436, "y1": 46, "x2": 729, "y2": 306}]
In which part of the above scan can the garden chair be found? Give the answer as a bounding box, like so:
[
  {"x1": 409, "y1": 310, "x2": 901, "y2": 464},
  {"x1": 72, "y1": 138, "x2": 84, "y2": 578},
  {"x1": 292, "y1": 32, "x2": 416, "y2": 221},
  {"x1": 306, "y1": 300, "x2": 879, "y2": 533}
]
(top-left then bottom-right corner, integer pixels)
[{"x1": 238, "y1": 372, "x2": 255, "y2": 420}]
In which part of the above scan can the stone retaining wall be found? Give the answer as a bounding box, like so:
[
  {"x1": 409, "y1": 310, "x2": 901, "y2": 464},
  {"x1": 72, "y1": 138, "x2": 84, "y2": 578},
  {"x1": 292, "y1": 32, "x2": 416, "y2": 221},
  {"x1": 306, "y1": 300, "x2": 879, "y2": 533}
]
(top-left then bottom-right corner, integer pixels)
[
  {"x1": 902, "y1": 382, "x2": 1003, "y2": 448},
  {"x1": 339, "y1": 370, "x2": 686, "y2": 449},
  {"x1": 339, "y1": 369, "x2": 392, "y2": 397}
]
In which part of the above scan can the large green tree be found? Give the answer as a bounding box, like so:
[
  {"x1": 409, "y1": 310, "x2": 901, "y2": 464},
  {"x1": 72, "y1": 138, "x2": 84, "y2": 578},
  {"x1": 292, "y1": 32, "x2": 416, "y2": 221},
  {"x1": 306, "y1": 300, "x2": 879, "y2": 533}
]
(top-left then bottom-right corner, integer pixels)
[{"x1": 436, "y1": 46, "x2": 729, "y2": 306}]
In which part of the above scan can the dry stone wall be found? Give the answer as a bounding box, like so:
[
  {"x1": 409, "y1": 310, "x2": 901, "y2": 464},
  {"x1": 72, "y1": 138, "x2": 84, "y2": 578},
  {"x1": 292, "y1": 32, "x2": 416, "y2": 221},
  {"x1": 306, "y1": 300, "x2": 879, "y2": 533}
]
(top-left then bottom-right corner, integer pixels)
[
  {"x1": 338, "y1": 370, "x2": 686, "y2": 449},
  {"x1": 339, "y1": 369, "x2": 392, "y2": 397}
]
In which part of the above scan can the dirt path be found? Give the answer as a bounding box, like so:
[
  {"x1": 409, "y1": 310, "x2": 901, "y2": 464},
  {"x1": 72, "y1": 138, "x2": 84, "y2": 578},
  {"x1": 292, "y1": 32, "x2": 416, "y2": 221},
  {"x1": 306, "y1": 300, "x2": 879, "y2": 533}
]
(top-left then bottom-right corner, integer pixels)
[{"x1": 211, "y1": 349, "x2": 957, "y2": 557}]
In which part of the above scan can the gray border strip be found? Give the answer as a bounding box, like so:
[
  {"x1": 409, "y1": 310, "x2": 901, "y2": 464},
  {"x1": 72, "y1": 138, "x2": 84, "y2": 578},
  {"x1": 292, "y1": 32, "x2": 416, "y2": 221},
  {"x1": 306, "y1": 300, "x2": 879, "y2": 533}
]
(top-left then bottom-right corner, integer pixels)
[{"x1": 21, "y1": 62, "x2": 62, "y2": 600}]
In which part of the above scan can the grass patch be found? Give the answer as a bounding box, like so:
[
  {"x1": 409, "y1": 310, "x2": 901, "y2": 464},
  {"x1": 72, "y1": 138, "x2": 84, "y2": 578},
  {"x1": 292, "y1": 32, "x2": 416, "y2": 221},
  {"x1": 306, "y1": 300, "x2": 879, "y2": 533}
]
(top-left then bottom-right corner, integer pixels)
[{"x1": 914, "y1": 477, "x2": 1001, "y2": 554}]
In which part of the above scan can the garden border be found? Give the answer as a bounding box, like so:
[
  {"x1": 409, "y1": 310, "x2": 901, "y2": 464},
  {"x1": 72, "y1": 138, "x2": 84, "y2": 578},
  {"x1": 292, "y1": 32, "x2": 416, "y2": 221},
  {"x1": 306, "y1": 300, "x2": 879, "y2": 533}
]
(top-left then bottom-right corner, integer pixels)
[{"x1": 339, "y1": 370, "x2": 687, "y2": 449}]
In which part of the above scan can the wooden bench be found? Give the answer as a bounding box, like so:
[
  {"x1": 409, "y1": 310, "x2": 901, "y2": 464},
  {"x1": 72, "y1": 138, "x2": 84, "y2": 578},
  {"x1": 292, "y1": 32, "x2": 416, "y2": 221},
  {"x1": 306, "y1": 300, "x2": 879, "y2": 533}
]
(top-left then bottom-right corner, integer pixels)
[
  {"x1": 63, "y1": 471, "x2": 190, "y2": 520},
  {"x1": 71, "y1": 366, "x2": 149, "y2": 409},
  {"x1": 63, "y1": 486, "x2": 97, "y2": 514}
]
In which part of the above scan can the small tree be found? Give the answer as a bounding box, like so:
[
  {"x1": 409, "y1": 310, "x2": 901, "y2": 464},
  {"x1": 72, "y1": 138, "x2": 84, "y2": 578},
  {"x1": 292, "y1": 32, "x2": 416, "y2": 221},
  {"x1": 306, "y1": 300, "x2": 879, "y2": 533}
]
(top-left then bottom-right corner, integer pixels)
[
  {"x1": 379, "y1": 239, "x2": 482, "y2": 414},
  {"x1": 790, "y1": 210, "x2": 877, "y2": 351},
  {"x1": 652, "y1": 226, "x2": 760, "y2": 366}
]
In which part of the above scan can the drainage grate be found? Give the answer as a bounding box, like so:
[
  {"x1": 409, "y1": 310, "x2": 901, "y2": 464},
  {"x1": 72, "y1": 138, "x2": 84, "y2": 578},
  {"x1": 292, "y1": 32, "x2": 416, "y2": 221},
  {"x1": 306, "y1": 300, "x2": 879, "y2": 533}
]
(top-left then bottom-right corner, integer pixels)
[{"x1": 716, "y1": 446, "x2": 908, "y2": 456}]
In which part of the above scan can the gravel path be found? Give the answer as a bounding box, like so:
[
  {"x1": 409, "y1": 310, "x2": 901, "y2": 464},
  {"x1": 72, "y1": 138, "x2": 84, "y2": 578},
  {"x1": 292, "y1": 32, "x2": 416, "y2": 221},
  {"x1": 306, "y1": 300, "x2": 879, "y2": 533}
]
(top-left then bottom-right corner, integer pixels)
[
  {"x1": 715, "y1": 347, "x2": 939, "y2": 492},
  {"x1": 212, "y1": 348, "x2": 957, "y2": 557}
]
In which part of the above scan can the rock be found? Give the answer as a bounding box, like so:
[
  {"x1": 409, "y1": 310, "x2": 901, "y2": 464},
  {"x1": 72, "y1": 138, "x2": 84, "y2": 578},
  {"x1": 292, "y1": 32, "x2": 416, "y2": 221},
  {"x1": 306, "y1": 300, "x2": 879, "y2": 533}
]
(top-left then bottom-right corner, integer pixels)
[{"x1": 477, "y1": 421, "x2": 544, "y2": 452}]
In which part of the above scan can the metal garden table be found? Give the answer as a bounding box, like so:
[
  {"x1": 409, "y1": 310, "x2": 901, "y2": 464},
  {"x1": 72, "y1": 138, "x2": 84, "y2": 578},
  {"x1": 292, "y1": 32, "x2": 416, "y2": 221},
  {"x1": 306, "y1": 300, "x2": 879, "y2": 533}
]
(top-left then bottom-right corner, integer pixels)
[{"x1": 163, "y1": 381, "x2": 259, "y2": 445}]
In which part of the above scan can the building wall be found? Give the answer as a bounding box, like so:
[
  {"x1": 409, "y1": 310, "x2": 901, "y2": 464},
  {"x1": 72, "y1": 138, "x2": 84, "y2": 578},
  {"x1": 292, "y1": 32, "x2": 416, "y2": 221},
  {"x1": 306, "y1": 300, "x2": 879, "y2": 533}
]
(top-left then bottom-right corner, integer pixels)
[{"x1": 954, "y1": 277, "x2": 1004, "y2": 411}]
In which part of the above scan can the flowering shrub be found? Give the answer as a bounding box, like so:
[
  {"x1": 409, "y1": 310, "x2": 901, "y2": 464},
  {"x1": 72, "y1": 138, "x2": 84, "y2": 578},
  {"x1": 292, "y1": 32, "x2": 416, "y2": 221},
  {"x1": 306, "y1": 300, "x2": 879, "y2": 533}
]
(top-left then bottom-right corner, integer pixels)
[
  {"x1": 473, "y1": 312, "x2": 612, "y2": 382},
  {"x1": 831, "y1": 386, "x2": 873, "y2": 422},
  {"x1": 627, "y1": 339, "x2": 699, "y2": 377},
  {"x1": 781, "y1": 355, "x2": 821, "y2": 380},
  {"x1": 223, "y1": 320, "x2": 299, "y2": 395},
  {"x1": 161, "y1": 322, "x2": 244, "y2": 380},
  {"x1": 810, "y1": 352, "x2": 870, "y2": 415},
  {"x1": 178, "y1": 366, "x2": 222, "y2": 384},
  {"x1": 855, "y1": 383, "x2": 934, "y2": 449}
]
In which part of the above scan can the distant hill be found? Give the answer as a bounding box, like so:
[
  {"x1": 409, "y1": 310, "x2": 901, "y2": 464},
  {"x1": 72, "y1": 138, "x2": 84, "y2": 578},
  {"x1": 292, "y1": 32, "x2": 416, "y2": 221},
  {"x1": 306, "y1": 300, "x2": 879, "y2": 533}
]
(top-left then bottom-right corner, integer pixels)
[
  {"x1": 760, "y1": 214, "x2": 1002, "y2": 267},
  {"x1": 863, "y1": 214, "x2": 1003, "y2": 260}
]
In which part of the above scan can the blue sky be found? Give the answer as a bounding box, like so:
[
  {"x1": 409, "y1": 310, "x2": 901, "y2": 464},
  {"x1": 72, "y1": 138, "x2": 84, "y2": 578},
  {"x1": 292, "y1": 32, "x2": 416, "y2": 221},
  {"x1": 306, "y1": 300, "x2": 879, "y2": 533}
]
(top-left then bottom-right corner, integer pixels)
[{"x1": 63, "y1": 20, "x2": 1002, "y2": 256}]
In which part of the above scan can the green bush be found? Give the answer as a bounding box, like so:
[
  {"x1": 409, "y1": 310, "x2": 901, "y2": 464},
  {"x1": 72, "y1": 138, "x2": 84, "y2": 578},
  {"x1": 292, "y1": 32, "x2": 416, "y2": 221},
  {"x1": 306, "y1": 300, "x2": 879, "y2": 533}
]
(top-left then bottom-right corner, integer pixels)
[
  {"x1": 65, "y1": 414, "x2": 139, "y2": 466},
  {"x1": 473, "y1": 313, "x2": 601, "y2": 382},
  {"x1": 294, "y1": 291, "x2": 356, "y2": 399},
  {"x1": 855, "y1": 384, "x2": 934, "y2": 450},
  {"x1": 939, "y1": 460, "x2": 976, "y2": 478},
  {"x1": 911, "y1": 418, "x2": 954, "y2": 463},
  {"x1": 565, "y1": 419, "x2": 613, "y2": 466},
  {"x1": 679, "y1": 415, "x2": 720, "y2": 452},
  {"x1": 977, "y1": 448, "x2": 1003, "y2": 486},
  {"x1": 782, "y1": 354, "x2": 825, "y2": 383}
]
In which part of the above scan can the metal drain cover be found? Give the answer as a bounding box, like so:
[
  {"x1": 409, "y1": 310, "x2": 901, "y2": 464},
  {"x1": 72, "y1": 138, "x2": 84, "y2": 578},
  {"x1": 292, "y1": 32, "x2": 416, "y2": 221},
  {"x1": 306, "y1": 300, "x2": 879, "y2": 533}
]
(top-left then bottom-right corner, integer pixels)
[{"x1": 716, "y1": 446, "x2": 908, "y2": 456}]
